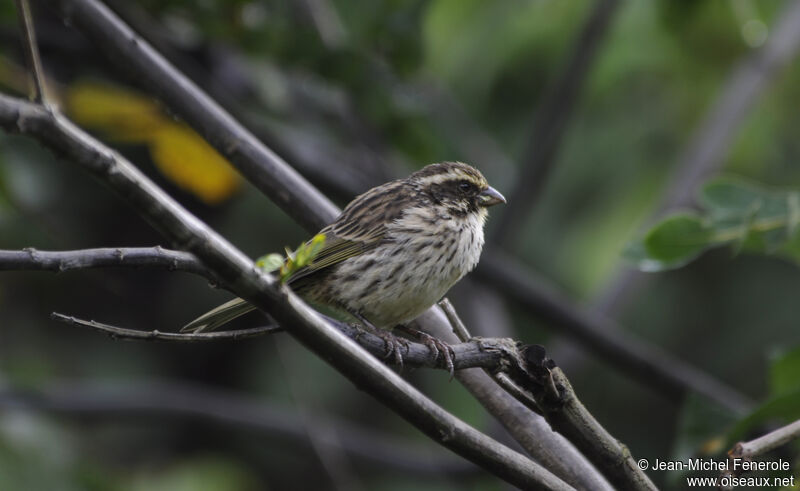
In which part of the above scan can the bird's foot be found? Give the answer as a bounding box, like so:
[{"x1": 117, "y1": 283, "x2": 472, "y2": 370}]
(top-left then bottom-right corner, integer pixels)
[
  {"x1": 374, "y1": 329, "x2": 408, "y2": 368},
  {"x1": 399, "y1": 325, "x2": 455, "y2": 378},
  {"x1": 351, "y1": 311, "x2": 407, "y2": 369}
]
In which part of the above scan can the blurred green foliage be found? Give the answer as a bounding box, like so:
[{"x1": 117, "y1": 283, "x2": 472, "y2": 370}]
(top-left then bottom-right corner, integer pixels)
[
  {"x1": 628, "y1": 177, "x2": 800, "y2": 271},
  {"x1": 1, "y1": 0, "x2": 800, "y2": 489}
]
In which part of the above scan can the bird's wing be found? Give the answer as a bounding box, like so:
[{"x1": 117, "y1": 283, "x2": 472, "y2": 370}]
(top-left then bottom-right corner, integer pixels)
[
  {"x1": 183, "y1": 180, "x2": 415, "y2": 333},
  {"x1": 287, "y1": 180, "x2": 411, "y2": 285}
]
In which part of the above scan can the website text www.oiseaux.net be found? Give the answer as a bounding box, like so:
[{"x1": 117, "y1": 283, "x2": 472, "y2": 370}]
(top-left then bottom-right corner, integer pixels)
[{"x1": 638, "y1": 457, "x2": 794, "y2": 488}]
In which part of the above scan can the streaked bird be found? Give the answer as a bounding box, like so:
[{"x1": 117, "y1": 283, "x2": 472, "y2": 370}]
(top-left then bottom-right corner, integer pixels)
[{"x1": 183, "y1": 162, "x2": 505, "y2": 365}]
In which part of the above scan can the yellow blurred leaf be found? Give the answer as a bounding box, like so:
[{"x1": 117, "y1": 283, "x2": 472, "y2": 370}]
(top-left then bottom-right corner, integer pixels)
[
  {"x1": 65, "y1": 81, "x2": 240, "y2": 204},
  {"x1": 66, "y1": 82, "x2": 163, "y2": 141},
  {"x1": 151, "y1": 125, "x2": 240, "y2": 205}
]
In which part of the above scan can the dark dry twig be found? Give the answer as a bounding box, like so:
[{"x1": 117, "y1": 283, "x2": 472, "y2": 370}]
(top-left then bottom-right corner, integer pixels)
[
  {"x1": 50, "y1": 312, "x2": 281, "y2": 341},
  {"x1": 439, "y1": 298, "x2": 542, "y2": 416},
  {"x1": 14, "y1": 0, "x2": 48, "y2": 103}
]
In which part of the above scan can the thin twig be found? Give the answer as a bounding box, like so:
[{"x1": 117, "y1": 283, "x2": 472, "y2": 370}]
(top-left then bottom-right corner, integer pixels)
[
  {"x1": 726, "y1": 419, "x2": 800, "y2": 475},
  {"x1": 439, "y1": 298, "x2": 543, "y2": 417},
  {"x1": 45, "y1": 303, "x2": 534, "y2": 374},
  {"x1": 14, "y1": 0, "x2": 48, "y2": 104},
  {"x1": 0, "y1": 380, "x2": 479, "y2": 477},
  {"x1": 439, "y1": 298, "x2": 472, "y2": 341},
  {"x1": 50, "y1": 312, "x2": 281, "y2": 341},
  {"x1": 0, "y1": 93, "x2": 569, "y2": 491}
]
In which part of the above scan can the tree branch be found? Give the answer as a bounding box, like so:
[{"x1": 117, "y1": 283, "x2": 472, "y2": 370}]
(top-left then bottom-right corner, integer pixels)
[
  {"x1": 14, "y1": 0, "x2": 48, "y2": 104},
  {"x1": 0, "y1": 247, "x2": 210, "y2": 277},
  {"x1": 0, "y1": 380, "x2": 479, "y2": 477},
  {"x1": 726, "y1": 419, "x2": 800, "y2": 478},
  {"x1": 0, "y1": 92, "x2": 569, "y2": 490}
]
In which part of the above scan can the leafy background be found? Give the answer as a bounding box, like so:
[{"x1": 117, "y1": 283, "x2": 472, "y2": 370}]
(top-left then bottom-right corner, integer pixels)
[{"x1": 1, "y1": 0, "x2": 800, "y2": 489}]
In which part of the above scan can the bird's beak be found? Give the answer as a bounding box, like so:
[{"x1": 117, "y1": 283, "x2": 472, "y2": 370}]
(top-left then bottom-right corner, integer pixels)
[{"x1": 478, "y1": 186, "x2": 506, "y2": 207}]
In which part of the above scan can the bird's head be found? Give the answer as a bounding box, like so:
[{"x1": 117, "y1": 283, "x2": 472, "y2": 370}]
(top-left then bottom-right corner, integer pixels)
[{"x1": 410, "y1": 162, "x2": 506, "y2": 217}]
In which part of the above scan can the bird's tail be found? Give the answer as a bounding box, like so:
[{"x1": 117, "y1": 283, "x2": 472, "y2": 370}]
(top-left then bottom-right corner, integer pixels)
[{"x1": 181, "y1": 297, "x2": 255, "y2": 333}]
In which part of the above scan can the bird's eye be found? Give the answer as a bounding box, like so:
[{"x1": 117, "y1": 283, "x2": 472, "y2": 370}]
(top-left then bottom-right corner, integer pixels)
[{"x1": 458, "y1": 180, "x2": 472, "y2": 192}]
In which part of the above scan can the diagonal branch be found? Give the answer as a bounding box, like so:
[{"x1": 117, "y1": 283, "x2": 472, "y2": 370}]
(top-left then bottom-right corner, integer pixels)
[
  {"x1": 524, "y1": 350, "x2": 657, "y2": 490},
  {"x1": 0, "y1": 92, "x2": 569, "y2": 490}
]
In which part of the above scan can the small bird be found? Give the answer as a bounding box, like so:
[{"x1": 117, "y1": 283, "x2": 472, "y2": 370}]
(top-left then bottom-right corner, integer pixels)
[{"x1": 183, "y1": 162, "x2": 505, "y2": 364}]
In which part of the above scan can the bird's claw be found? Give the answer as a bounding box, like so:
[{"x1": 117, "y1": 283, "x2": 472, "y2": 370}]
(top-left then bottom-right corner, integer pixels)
[
  {"x1": 399, "y1": 326, "x2": 455, "y2": 378},
  {"x1": 350, "y1": 312, "x2": 407, "y2": 369},
  {"x1": 417, "y1": 331, "x2": 455, "y2": 379},
  {"x1": 374, "y1": 329, "x2": 408, "y2": 369}
]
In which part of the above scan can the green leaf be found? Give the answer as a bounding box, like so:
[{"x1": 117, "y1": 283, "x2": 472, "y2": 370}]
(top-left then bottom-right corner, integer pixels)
[
  {"x1": 622, "y1": 238, "x2": 682, "y2": 273},
  {"x1": 642, "y1": 214, "x2": 713, "y2": 268},
  {"x1": 275, "y1": 234, "x2": 327, "y2": 283},
  {"x1": 701, "y1": 177, "x2": 766, "y2": 215},
  {"x1": 255, "y1": 253, "x2": 284, "y2": 273},
  {"x1": 626, "y1": 176, "x2": 800, "y2": 271},
  {"x1": 294, "y1": 234, "x2": 326, "y2": 268}
]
